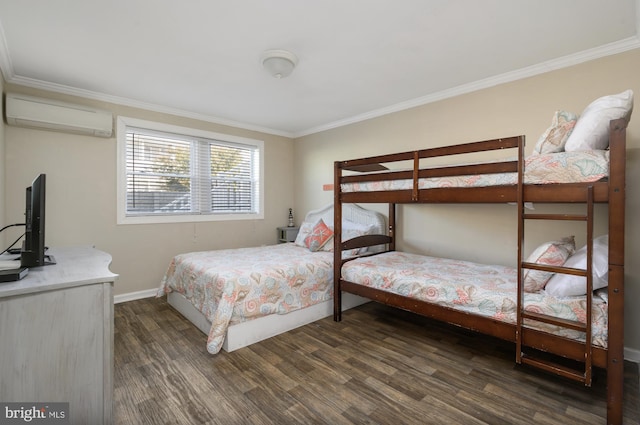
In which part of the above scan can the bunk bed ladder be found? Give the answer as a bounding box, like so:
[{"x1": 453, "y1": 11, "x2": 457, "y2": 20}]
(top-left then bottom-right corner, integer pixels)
[{"x1": 516, "y1": 186, "x2": 594, "y2": 386}]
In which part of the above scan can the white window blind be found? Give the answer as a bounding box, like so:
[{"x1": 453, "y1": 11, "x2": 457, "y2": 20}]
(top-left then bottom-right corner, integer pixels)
[{"x1": 119, "y1": 120, "x2": 263, "y2": 223}]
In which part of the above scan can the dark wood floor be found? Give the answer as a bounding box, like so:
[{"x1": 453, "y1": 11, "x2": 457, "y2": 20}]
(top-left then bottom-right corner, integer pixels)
[{"x1": 114, "y1": 297, "x2": 639, "y2": 424}]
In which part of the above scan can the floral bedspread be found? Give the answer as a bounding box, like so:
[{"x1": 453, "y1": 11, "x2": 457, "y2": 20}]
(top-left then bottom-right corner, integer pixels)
[
  {"x1": 342, "y1": 251, "x2": 608, "y2": 347},
  {"x1": 342, "y1": 150, "x2": 609, "y2": 192},
  {"x1": 157, "y1": 243, "x2": 333, "y2": 353}
]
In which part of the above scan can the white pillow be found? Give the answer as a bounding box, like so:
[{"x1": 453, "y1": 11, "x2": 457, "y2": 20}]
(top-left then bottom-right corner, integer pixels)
[
  {"x1": 564, "y1": 90, "x2": 634, "y2": 151},
  {"x1": 343, "y1": 219, "x2": 377, "y2": 233},
  {"x1": 544, "y1": 235, "x2": 609, "y2": 297},
  {"x1": 590, "y1": 234, "x2": 609, "y2": 277}
]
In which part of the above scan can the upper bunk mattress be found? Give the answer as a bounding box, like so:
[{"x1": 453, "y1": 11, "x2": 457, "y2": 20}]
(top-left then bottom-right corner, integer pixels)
[
  {"x1": 341, "y1": 251, "x2": 608, "y2": 348},
  {"x1": 158, "y1": 243, "x2": 333, "y2": 353},
  {"x1": 341, "y1": 150, "x2": 609, "y2": 192}
]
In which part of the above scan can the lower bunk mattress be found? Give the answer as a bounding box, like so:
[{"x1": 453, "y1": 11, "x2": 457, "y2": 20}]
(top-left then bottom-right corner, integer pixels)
[
  {"x1": 158, "y1": 243, "x2": 334, "y2": 353},
  {"x1": 341, "y1": 251, "x2": 608, "y2": 348}
]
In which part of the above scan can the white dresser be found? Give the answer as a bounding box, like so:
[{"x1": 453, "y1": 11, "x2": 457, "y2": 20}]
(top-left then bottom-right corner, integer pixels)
[{"x1": 0, "y1": 246, "x2": 117, "y2": 425}]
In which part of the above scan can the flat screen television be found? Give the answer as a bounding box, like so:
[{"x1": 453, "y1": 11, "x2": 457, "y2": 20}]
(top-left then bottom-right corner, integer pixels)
[{"x1": 20, "y1": 174, "x2": 55, "y2": 267}]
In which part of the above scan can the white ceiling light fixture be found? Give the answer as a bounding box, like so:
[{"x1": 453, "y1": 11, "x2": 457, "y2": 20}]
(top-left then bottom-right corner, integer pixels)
[{"x1": 261, "y1": 49, "x2": 298, "y2": 79}]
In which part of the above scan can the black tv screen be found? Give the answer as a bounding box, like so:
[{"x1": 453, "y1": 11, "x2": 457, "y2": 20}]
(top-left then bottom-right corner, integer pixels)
[{"x1": 20, "y1": 174, "x2": 51, "y2": 267}]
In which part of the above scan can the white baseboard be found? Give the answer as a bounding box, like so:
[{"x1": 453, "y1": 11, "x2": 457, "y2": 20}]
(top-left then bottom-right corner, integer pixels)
[
  {"x1": 112, "y1": 288, "x2": 640, "y2": 363},
  {"x1": 624, "y1": 346, "x2": 640, "y2": 364},
  {"x1": 114, "y1": 288, "x2": 157, "y2": 304}
]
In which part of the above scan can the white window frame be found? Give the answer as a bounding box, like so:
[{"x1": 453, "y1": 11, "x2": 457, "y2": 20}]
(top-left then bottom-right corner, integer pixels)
[{"x1": 116, "y1": 116, "x2": 264, "y2": 225}]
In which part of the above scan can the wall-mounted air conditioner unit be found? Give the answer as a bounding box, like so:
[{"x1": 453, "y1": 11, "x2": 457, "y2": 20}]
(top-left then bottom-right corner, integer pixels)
[{"x1": 5, "y1": 93, "x2": 113, "y2": 137}]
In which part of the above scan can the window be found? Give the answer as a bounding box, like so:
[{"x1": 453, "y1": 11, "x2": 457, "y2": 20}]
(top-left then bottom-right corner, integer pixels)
[{"x1": 117, "y1": 117, "x2": 264, "y2": 224}]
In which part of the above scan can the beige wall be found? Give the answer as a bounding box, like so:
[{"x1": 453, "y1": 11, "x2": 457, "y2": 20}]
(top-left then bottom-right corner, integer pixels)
[
  {"x1": 2, "y1": 86, "x2": 295, "y2": 297},
  {"x1": 294, "y1": 49, "x2": 640, "y2": 355}
]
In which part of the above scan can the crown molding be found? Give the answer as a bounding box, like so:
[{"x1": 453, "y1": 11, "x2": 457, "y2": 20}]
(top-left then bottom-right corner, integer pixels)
[
  {"x1": 294, "y1": 36, "x2": 640, "y2": 138},
  {"x1": 4, "y1": 74, "x2": 295, "y2": 138}
]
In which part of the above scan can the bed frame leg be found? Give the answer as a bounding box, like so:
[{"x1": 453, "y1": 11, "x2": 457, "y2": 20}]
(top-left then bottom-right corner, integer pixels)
[
  {"x1": 606, "y1": 268, "x2": 624, "y2": 425},
  {"x1": 334, "y1": 289, "x2": 342, "y2": 322},
  {"x1": 607, "y1": 360, "x2": 623, "y2": 425}
]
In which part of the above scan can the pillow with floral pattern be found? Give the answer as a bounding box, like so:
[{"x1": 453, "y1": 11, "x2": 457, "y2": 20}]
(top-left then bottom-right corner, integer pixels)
[
  {"x1": 294, "y1": 220, "x2": 315, "y2": 247},
  {"x1": 533, "y1": 110, "x2": 578, "y2": 154},
  {"x1": 304, "y1": 219, "x2": 334, "y2": 252},
  {"x1": 523, "y1": 236, "x2": 575, "y2": 292}
]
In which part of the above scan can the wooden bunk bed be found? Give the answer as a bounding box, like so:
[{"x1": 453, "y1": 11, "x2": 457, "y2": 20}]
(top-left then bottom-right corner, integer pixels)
[{"x1": 332, "y1": 118, "x2": 627, "y2": 425}]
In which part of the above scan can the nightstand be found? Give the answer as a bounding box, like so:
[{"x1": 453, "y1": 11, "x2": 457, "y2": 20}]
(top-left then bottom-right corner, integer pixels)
[{"x1": 277, "y1": 226, "x2": 299, "y2": 243}]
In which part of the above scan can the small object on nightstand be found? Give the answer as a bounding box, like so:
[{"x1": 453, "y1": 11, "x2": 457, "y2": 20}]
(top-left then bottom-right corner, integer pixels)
[
  {"x1": 288, "y1": 208, "x2": 294, "y2": 227},
  {"x1": 277, "y1": 226, "x2": 299, "y2": 243}
]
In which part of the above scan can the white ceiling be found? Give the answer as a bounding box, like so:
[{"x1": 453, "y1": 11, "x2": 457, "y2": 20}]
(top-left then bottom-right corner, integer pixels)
[{"x1": 0, "y1": 1, "x2": 638, "y2": 138}]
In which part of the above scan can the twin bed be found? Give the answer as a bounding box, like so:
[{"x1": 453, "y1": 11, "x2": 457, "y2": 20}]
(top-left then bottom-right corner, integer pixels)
[
  {"x1": 158, "y1": 203, "x2": 385, "y2": 353},
  {"x1": 160, "y1": 90, "x2": 631, "y2": 424}
]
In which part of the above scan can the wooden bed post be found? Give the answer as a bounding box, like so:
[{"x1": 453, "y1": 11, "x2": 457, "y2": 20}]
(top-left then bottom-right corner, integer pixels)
[
  {"x1": 389, "y1": 203, "x2": 396, "y2": 251},
  {"x1": 606, "y1": 118, "x2": 627, "y2": 425},
  {"x1": 515, "y1": 134, "x2": 525, "y2": 365},
  {"x1": 333, "y1": 160, "x2": 343, "y2": 322}
]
